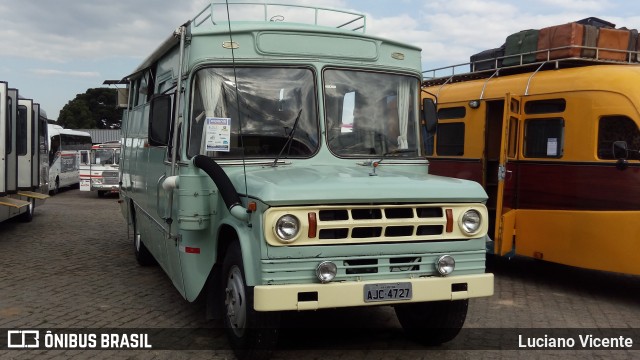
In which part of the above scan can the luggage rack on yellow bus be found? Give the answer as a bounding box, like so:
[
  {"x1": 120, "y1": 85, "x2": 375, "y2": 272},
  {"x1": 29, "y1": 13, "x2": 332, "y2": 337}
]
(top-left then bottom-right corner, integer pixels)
[
  {"x1": 423, "y1": 45, "x2": 640, "y2": 87},
  {"x1": 192, "y1": 2, "x2": 366, "y2": 32}
]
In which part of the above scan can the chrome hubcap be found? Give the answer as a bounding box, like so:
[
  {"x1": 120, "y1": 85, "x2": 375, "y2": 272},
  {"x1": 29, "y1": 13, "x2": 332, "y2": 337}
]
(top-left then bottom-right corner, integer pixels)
[{"x1": 225, "y1": 265, "x2": 246, "y2": 337}]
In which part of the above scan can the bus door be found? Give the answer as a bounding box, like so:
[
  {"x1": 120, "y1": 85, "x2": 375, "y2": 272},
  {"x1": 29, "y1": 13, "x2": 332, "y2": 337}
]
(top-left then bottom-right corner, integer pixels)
[
  {"x1": 494, "y1": 93, "x2": 521, "y2": 255},
  {"x1": 79, "y1": 149, "x2": 91, "y2": 191}
]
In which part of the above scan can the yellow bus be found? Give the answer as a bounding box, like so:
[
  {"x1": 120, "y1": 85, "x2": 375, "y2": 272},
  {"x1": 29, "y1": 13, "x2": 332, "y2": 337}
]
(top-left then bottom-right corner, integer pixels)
[{"x1": 422, "y1": 61, "x2": 640, "y2": 275}]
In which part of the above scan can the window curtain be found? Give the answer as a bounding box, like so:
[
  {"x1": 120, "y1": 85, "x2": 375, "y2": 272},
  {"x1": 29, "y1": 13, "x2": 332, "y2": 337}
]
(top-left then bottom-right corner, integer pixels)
[
  {"x1": 196, "y1": 69, "x2": 226, "y2": 154},
  {"x1": 197, "y1": 69, "x2": 226, "y2": 118},
  {"x1": 396, "y1": 78, "x2": 410, "y2": 149}
]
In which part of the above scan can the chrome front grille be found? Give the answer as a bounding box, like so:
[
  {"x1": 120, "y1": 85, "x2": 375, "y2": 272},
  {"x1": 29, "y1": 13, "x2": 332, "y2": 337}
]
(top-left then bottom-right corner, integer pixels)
[{"x1": 263, "y1": 203, "x2": 488, "y2": 247}]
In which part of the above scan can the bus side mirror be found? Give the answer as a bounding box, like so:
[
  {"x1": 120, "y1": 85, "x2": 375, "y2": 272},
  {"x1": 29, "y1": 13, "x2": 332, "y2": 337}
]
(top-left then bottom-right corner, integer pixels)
[
  {"x1": 613, "y1": 141, "x2": 628, "y2": 160},
  {"x1": 148, "y1": 94, "x2": 172, "y2": 147},
  {"x1": 422, "y1": 98, "x2": 438, "y2": 133}
]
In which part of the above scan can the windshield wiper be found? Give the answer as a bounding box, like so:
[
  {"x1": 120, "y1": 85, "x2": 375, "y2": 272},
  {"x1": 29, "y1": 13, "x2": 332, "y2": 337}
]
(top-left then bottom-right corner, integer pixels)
[
  {"x1": 271, "y1": 109, "x2": 303, "y2": 167},
  {"x1": 368, "y1": 148, "x2": 419, "y2": 176}
]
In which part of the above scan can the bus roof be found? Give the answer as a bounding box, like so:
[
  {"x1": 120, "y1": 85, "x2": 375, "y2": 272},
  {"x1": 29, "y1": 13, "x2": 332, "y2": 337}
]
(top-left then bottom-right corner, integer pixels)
[
  {"x1": 47, "y1": 124, "x2": 92, "y2": 138},
  {"x1": 126, "y1": 2, "x2": 420, "y2": 81},
  {"x1": 424, "y1": 64, "x2": 640, "y2": 104}
]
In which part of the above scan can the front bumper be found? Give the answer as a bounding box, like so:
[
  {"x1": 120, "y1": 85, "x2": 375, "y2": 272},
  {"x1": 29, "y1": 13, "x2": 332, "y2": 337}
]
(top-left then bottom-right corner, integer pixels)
[
  {"x1": 92, "y1": 184, "x2": 119, "y2": 191},
  {"x1": 254, "y1": 273, "x2": 493, "y2": 311}
]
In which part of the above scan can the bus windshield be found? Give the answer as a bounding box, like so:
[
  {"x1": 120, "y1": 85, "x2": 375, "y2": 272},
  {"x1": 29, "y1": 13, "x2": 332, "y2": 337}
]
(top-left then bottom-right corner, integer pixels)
[
  {"x1": 92, "y1": 148, "x2": 120, "y2": 165},
  {"x1": 324, "y1": 70, "x2": 420, "y2": 157},
  {"x1": 188, "y1": 67, "x2": 318, "y2": 159}
]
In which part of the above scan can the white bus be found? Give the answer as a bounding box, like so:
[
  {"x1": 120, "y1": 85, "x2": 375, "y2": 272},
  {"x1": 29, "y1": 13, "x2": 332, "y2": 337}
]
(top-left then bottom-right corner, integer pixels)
[
  {"x1": 79, "y1": 141, "x2": 121, "y2": 197},
  {"x1": 47, "y1": 124, "x2": 92, "y2": 194},
  {"x1": 1, "y1": 81, "x2": 50, "y2": 223}
]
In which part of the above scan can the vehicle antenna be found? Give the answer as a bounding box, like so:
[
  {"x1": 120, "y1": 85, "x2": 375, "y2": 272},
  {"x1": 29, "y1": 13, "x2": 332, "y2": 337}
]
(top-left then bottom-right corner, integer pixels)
[{"x1": 224, "y1": 1, "x2": 250, "y2": 208}]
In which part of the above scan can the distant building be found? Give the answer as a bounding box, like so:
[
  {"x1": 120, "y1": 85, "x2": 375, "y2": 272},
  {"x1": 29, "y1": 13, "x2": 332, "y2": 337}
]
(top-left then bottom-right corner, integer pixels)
[{"x1": 75, "y1": 129, "x2": 122, "y2": 144}]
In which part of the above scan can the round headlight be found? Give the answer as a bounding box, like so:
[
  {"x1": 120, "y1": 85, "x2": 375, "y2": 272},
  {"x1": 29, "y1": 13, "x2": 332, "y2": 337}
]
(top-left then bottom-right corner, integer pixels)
[
  {"x1": 460, "y1": 209, "x2": 481, "y2": 234},
  {"x1": 275, "y1": 214, "x2": 300, "y2": 242},
  {"x1": 436, "y1": 255, "x2": 455, "y2": 276},
  {"x1": 316, "y1": 261, "x2": 337, "y2": 283}
]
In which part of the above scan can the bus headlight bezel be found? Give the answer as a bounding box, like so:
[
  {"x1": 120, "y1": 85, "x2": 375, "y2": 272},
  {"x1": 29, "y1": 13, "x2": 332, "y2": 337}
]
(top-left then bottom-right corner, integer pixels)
[
  {"x1": 459, "y1": 209, "x2": 482, "y2": 235},
  {"x1": 274, "y1": 214, "x2": 300, "y2": 243},
  {"x1": 316, "y1": 261, "x2": 337, "y2": 283},
  {"x1": 436, "y1": 255, "x2": 455, "y2": 276}
]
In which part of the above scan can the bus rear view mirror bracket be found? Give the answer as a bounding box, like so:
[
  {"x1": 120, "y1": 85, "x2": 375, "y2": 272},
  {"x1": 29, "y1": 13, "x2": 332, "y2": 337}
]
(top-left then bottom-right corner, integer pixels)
[
  {"x1": 613, "y1": 140, "x2": 628, "y2": 160},
  {"x1": 149, "y1": 94, "x2": 173, "y2": 147}
]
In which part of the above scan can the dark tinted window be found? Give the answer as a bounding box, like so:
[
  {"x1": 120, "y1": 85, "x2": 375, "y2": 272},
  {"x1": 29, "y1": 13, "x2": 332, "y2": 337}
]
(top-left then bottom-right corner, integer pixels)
[
  {"x1": 524, "y1": 99, "x2": 566, "y2": 114},
  {"x1": 17, "y1": 105, "x2": 28, "y2": 156},
  {"x1": 598, "y1": 116, "x2": 640, "y2": 160},
  {"x1": 436, "y1": 122, "x2": 465, "y2": 156},
  {"x1": 524, "y1": 118, "x2": 564, "y2": 158},
  {"x1": 437, "y1": 106, "x2": 466, "y2": 119}
]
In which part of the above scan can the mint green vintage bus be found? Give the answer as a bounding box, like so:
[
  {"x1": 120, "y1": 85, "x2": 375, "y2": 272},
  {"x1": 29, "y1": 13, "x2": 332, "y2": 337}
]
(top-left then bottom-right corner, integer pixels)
[{"x1": 117, "y1": 2, "x2": 493, "y2": 358}]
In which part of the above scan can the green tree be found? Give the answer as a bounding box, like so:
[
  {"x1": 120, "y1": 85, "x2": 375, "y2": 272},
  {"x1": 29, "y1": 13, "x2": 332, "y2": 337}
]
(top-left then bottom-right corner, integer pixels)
[{"x1": 58, "y1": 88, "x2": 121, "y2": 129}]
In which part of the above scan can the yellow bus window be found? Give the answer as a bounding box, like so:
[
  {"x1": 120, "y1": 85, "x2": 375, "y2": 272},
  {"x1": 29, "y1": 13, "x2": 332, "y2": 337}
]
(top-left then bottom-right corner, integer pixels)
[
  {"x1": 524, "y1": 99, "x2": 566, "y2": 114},
  {"x1": 524, "y1": 118, "x2": 564, "y2": 158},
  {"x1": 598, "y1": 116, "x2": 640, "y2": 160},
  {"x1": 437, "y1": 107, "x2": 466, "y2": 119},
  {"x1": 436, "y1": 122, "x2": 465, "y2": 156}
]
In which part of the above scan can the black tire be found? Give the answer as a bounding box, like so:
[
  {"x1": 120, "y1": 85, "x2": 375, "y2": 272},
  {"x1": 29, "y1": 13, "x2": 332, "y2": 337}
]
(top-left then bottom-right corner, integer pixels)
[
  {"x1": 395, "y1": 299, "x2": 468, "y2": 346},
  {"x1": 18, "y1": 199, "x2": 35, "y2": 223},
  {"x1": 222, "y1": 242, "x2": 279, "y2": 360},
  {"x1": 132, "y1": 207, "x2": 156, "y2": 266},
  {"x1": 97, "y1": 190, "x2": 106, "y2": 198}
]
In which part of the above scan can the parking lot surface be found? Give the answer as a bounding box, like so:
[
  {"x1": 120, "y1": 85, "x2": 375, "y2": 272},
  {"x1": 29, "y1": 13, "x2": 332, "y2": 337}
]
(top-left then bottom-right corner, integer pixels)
[{"x1": 1, "y1": 189, "x2": 639, "y2": 359}]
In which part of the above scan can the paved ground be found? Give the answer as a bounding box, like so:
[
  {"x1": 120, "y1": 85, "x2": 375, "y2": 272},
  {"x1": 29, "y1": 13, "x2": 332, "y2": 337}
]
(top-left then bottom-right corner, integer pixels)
[{"x1": 0, "y1": 189, "x2": 639, "y2": 359}]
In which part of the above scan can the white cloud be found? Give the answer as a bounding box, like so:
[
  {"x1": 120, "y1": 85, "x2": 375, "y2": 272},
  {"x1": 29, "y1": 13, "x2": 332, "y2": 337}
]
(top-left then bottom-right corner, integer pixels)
[{"x1": 29, "y1": 69, "x2": 100, "y2": 78}]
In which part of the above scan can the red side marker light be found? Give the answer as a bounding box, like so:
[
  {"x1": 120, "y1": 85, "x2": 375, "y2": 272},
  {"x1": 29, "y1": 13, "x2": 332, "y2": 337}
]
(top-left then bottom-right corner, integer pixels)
[
  {"x1": 248, "y1": 202, "x2": 257, "y2": 212},
  {"x1": 308, "y1": 212, "x2": 317, "y2": 238},
  {"x1": 445, "y1": 209, "x2": 453, "y2": 233}
]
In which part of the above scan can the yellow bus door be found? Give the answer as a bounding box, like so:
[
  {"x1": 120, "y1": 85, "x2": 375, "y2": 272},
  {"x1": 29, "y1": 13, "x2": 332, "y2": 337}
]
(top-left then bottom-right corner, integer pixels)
[{"x1": 494, "y1": 94, "x2": 521, "y2": 255}]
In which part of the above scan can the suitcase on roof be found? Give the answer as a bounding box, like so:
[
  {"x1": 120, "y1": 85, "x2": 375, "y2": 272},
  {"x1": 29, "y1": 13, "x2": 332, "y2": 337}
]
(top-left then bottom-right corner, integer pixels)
[
  {"x1": 582, "y1": 24, "x2": 599, "y2": 58},
  {"x1": 626, "y1": 29, "x2": 639, "y2": 62},
  {"x1": 597, "y1": 28, "x2": 630, "y2": 61},
  {"x1": 576, "y1": 17, "x2": 615, "y2": 29},
  {"x1": 470, "y1": 45, "x2": 505, "y2": 71},
  {"x1": 503, "y1": 29, "x2": 539, "y2": 66},
  {"x1": 536, "y1": 22, "x2": 584, "y2": 61}
]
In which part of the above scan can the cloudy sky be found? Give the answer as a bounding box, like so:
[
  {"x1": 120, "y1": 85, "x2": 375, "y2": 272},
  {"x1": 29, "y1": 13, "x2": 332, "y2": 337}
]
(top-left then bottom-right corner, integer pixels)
[{"x1": 1, "y1": 0, "x2": 639, "y2": 120}]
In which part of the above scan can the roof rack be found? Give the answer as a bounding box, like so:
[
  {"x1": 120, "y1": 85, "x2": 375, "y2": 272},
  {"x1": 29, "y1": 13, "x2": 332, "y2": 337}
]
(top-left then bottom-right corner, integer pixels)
[
  {"x1": 423, "y1": 45, "x2": 640, "y2": 87},
  {"x1": 193, "y1": 2, "x2": 366, "y2": 32}
]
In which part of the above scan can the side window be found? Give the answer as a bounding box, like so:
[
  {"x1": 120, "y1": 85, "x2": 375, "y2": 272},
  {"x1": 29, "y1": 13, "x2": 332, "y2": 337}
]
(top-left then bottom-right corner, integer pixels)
[
  {"x1": 524, "y1": 118, "x2": 564, "y2": 158},
  {"x1": 438, "y1": 106, "x2": 466, "y2": 119},
  {"x1": 598, "y1": 116, "x2": 640, "y2": 160},
  {"x1": 17, "y1": 105, "x2": 28, "y2": 156},
  {"x1": 436, "y1": 122, "x2": 465, "y2": 156},
  {"x1": 435, "y1": 106, "x2": 466, "y2": 156},
  {"x1": 524, "y1": 98, "x2": 566, "y2": 114},
  {"x1": 6, "y1": 98, "x2": 12, "y2": 153}
]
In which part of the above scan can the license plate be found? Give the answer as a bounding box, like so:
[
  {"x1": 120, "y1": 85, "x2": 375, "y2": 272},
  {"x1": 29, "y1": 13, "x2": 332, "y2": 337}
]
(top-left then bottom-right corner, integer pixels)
[{"x1": 364, "y1": 282, "x2": 412, "y2": 303}]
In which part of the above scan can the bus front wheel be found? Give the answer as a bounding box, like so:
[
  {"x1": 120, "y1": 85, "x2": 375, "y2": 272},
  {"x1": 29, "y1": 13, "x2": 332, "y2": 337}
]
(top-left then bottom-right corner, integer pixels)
[
  {"x1": 222, "y1": 242, "x2": 279, "y2": 360},
  {"x1": 395, "y1": 299, "x2": 468, "y2": 346}
]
